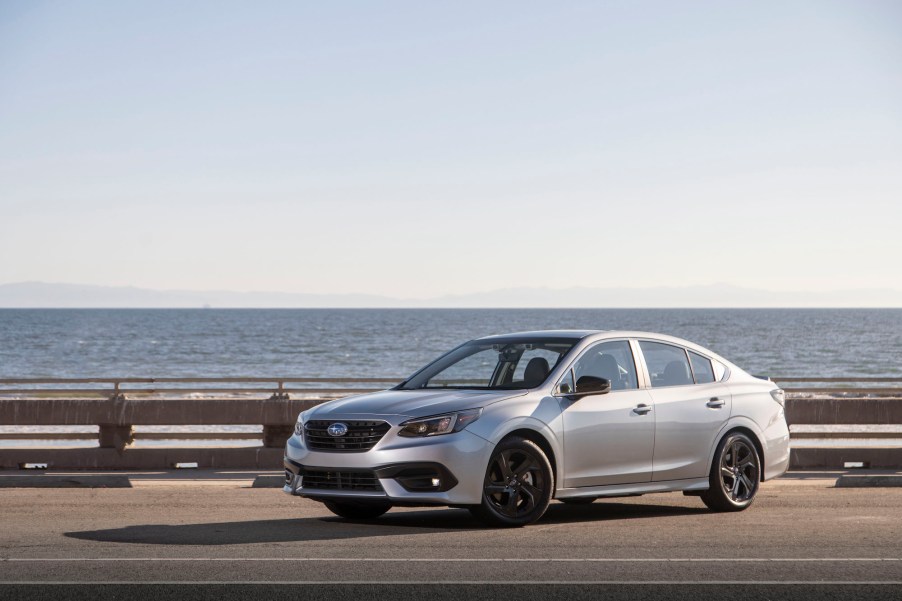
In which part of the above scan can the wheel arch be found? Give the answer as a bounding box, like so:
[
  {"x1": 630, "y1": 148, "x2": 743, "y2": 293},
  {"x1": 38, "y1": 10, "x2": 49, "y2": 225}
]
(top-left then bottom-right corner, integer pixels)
[
  {"x1": 712, "y1": 424, "x2": 767, "y2": 481},
  {"x1": 501, "y1": 428, "x2": 559, "y2": 493}
]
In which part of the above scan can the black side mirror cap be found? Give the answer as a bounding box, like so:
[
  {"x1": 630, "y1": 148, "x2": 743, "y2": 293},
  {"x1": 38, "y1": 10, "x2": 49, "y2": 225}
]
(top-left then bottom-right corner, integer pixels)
[{"x1": 572, "y1": 375, "x2": 611, "y2": 398}]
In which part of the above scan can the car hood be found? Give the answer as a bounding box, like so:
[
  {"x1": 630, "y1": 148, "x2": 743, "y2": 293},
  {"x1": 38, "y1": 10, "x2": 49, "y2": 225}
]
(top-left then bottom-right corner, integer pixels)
[{"x1": 306, "y1": 388, "x2": 527, "y2": 420}]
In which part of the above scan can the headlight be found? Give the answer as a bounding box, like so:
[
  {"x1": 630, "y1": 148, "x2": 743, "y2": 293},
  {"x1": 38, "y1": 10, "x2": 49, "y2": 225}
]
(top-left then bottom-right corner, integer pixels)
[
  {"x1": 398, "y1": 408, "x2": 483, "y2": 438},
  {"x1": 294, "y1": 410, "x2": 310, "y2": 436}
]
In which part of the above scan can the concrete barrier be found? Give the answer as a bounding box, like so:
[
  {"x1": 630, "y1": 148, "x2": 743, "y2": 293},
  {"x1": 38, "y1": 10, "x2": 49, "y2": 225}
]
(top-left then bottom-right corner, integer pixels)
[
  {"x1": 0, "y1": 396, "x2": 322, "y2": 469},
  {"x1": 835, "y1": 474, "x2": 902, "y2": 487},
  {"x1": 785, "y1": 397, "x2": 902, "y2": 425},
  {"x1": 2, "y1": 386, "x2": 901, "y2": 470},
  {"x1": 791, "y1": 448, "x2": 902, "y2": 470}
]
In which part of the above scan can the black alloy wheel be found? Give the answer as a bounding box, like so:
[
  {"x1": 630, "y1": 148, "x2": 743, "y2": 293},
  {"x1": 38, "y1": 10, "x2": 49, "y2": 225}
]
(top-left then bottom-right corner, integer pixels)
[
  {"x1": 322, "y1": 500, "x2": 392, "y2": 520},
  {"x1": 701, "y1": 432, "x2": 760, "y2": 512},
  {"x1": 470, "y1": 437, "x2": 553, "y2": 527}
]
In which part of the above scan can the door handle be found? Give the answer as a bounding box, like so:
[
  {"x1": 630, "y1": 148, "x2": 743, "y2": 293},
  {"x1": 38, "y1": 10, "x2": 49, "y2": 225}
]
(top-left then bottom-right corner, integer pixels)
[
  {"x1": 706, "y1": 397, "x2": 725, "y2": 408},
  {"x1": 633, "y1": 403, "x2": 653, "y2": 415}
]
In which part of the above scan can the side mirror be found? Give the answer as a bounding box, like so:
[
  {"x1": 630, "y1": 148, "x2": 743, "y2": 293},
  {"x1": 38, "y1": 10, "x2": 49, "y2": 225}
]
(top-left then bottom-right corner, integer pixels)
[{"x1": 572, "y1": 375, "x2": 611, "y2": 398}]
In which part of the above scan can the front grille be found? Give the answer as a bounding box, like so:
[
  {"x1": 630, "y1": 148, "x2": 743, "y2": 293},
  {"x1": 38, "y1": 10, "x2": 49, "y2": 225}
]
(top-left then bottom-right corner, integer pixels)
[
  {"x1": 302, "y1": 469, "x2": 382, "y2": 492},
  {"x1": 304, "y1": 420, "x2": 391, "y2": 452}
]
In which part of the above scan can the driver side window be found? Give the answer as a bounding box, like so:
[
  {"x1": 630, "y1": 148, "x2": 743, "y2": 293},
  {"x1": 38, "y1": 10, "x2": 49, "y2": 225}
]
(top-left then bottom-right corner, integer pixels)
[{"x1": 570, "y1": 340, "x2": 638, "y2": 391}]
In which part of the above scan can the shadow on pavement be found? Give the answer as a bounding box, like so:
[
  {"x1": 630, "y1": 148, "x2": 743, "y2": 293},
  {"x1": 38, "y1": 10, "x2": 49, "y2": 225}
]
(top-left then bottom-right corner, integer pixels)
[
  {"x1": 64, "y1": 501, "x2": 708, "y2": 545},
  {"x1": 64, "y1": 515, "x2": 470, "y2": 545}
]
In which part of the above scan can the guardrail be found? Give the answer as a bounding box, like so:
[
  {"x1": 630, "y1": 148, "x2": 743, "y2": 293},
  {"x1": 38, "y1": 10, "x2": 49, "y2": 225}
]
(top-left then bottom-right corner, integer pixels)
[
  {"x1": 0, "y1": 377, "x2": 396, "y2": 399},
  {"x1": 1, "y1": 377, "x2": 900, "y2": 470},
  {"x1": 3, "y1": 376, "x2": 901, "y2": 398}
]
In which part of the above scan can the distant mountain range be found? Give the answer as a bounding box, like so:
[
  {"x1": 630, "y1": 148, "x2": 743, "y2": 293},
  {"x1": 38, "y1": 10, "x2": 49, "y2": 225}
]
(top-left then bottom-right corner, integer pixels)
[{"x1": 1, "y1": 281, "x2": 900, "y2": 308}]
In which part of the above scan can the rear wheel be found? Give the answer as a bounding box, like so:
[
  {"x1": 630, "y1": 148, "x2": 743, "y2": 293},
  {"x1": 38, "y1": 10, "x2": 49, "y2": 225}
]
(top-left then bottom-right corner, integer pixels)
[
  {"x1": 322, "y1": 500, "x2": 392, "y2": 520},
  {"x1": 469, "y1": 437, "x2": 554, "y2": 527},
  {"x1": 701, "y1": 432, "x2": 760, "y2": 512}
]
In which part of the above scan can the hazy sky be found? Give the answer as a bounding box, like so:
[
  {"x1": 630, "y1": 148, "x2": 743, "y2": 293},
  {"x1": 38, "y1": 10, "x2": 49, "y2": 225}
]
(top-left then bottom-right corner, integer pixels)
[{"x1": 1, "y1": 1, "x2": 900, "y2": 298}]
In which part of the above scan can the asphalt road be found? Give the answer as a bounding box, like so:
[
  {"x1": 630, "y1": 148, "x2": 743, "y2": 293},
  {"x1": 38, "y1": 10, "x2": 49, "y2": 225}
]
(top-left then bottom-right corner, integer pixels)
[{"x1": 1, "y1": 477, "x2": 901, "y2": 600}]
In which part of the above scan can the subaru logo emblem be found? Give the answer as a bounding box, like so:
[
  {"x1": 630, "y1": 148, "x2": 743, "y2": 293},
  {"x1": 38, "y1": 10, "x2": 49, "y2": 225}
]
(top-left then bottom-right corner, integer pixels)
[{"x1": 327, "y1": 422, "x2": 349, "y2": 437}]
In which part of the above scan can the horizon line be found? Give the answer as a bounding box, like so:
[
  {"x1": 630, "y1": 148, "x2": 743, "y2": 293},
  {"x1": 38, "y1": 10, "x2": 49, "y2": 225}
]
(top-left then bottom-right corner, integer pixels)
[{"x1": 1, "y1": 306, "x2": 901, "y2": 310}]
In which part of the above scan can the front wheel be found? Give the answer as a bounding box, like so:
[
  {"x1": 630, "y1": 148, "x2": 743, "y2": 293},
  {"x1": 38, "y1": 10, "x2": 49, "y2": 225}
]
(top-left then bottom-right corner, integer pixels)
[
  {"x1": 469, "y1": 437, "x2": 554, "y2": 527},
  {"x1": 322, "y1": 500, "x2": 392, "y2": 520},
  {"x1": 701, "y1": 432, "x2": 760, "y2": 512}
]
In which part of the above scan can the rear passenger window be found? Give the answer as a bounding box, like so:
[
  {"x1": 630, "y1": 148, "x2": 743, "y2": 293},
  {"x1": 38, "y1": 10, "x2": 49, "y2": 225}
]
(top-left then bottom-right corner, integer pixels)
[
  {"x1": 639, "y1": 341, "x2": 693, "y2": 388},
  {"x1": 689, "y1": 351, "x2": 715, "y2": 384}
]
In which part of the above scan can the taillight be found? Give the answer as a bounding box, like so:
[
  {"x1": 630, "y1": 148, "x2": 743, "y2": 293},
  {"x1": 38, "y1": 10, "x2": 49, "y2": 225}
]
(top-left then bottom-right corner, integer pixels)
[{"x1": 770, "y1": 388, "x2": 785, "y2": 407}]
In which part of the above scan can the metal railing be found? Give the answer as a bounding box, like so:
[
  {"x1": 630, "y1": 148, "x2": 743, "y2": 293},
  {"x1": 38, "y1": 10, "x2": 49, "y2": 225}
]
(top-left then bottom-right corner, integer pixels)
[
  {"x1": 1, "y1": 376, "x2": 901, "y2": 399},
  {"x1": 772, "y1": 377, "x2": 902, "y2": 396},
  {"x1": 0, "y1": 377, "x2": 398, "y2": 399}
]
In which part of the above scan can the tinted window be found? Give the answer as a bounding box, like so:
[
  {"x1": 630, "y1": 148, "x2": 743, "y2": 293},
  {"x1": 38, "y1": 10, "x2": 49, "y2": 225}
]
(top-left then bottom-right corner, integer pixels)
[
  {"x1": 572, "y1": 340, "x2": 638, "y2": 391},
  {"x1": 640, "y1": 341, "x2": 693, "y2": 387},
  {"x1": 689, "y1": 351, "x2": 715, "y2": 384},
  {"x1": 400, "y1": 339, "x2": 577, "y2": 390},
  {"x1": 513, "y1": 348, "x2": 564, "y2": 382},
  {"x1": 425, "y1": 349, "x2": 496, "y2": 388}
]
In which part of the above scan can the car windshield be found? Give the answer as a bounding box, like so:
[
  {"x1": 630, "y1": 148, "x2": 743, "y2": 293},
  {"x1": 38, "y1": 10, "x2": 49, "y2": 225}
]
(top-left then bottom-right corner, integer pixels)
[{"x1": 398, "y1": 338, "x2": 579, "y2": 390}]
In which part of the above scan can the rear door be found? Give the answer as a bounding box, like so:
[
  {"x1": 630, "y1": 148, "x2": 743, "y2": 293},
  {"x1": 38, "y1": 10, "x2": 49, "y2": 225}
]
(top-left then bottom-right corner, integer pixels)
[
  {"x1": 559, "y1": 339, "x2": 655, "y2": 487},
  {"x1": 637, "y1": 340, "x2": 732, "y2": 482}
]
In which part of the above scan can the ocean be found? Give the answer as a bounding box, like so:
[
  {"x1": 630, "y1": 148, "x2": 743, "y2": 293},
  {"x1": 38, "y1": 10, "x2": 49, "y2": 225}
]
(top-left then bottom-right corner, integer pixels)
[{"x1": 1, "y1": 308, "x2": 900, "y2": 380}]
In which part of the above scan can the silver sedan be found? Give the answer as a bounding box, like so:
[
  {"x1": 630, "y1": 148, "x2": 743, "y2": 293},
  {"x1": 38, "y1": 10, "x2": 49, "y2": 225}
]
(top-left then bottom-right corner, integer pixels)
[{"x1": 284, "y1": 330, "x2": 790, "y2": 527}]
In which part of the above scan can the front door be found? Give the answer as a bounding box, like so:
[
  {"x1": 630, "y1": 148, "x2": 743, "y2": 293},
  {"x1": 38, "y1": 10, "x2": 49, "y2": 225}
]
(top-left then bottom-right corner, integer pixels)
[{"x1": 559, "y1": 340, "x2": 656, "y2": 487}]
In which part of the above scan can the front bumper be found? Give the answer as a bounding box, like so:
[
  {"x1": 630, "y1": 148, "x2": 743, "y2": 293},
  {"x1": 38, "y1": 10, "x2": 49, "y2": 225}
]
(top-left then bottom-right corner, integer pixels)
[
  {"x1": 282, "y1": 426, "x2": 491, "y2": 505},
  {"x1": 283, "y1": 458, "x2": 460, "y2": 504}
]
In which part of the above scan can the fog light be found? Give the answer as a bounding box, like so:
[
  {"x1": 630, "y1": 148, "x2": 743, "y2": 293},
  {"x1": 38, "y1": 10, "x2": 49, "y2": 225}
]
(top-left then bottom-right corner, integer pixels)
[{"x1": 389, "y1": 467, "x2": 458, "y2": 492}]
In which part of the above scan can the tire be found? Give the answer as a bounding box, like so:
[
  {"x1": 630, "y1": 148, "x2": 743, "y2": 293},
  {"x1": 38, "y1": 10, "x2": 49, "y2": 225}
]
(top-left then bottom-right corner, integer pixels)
[
  {"x1": 558, "y1": 497, "x2": 596, "y2": 505},
  {"x1": 322, "y1": 500, "x2": 392, "y2": 520},
  {"x1": 469, "y1": 437, "x2": 554, "y2": 527},
  {"x1": 701, "y1": 432, "x2": 761, "y2": 512}
]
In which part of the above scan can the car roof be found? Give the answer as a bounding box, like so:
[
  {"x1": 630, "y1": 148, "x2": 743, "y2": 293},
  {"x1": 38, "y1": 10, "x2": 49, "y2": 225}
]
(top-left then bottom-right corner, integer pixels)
[
  {"x1": 475, "y1": 330, "x2": 603, "y2": 342},
  {"x1": 474, "y1": 330, "x2": 731, "y2": 363}
]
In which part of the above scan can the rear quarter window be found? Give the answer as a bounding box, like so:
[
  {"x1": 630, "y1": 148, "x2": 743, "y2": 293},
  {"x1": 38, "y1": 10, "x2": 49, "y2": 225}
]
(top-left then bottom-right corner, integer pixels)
[
  {"x1": 688, "y1": 351, "x2": 715, "y2": 384},
  {"x1": 713, "y1": 360, "x2": 728, "y2": 381}
]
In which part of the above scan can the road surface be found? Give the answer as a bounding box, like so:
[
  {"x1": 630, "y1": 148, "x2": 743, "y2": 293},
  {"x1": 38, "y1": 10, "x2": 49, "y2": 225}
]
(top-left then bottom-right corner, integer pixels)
[{"x1": 1, "y1": 474, "x2": 900, "y2": 599}]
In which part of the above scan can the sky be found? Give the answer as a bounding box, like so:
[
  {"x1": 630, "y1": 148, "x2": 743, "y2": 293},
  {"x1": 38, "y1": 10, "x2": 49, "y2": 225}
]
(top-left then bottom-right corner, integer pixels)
[{"x1": 1, "y1": 1, "x2": 901, "y2": 300}]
